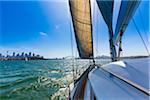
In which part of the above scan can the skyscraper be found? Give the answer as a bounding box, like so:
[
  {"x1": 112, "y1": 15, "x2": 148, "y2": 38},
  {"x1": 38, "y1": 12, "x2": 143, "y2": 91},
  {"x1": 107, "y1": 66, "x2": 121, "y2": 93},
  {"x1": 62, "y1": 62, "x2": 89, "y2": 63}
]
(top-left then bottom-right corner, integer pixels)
[
  {"x1": 0, "y1": 53, "x2": 2, "y2": 58},
  {"x1": 33, "y1": 53, "x2": 35, "y2": 57},
  {"x1": 29, "y1": 52, "x2": 32, "y2": 57},
  {"x1": 12, "y1": 52, "x2": 15, "y2": 57},
  {"x1": 21, "y1": 52, "x2": 24, "y2": 57}
]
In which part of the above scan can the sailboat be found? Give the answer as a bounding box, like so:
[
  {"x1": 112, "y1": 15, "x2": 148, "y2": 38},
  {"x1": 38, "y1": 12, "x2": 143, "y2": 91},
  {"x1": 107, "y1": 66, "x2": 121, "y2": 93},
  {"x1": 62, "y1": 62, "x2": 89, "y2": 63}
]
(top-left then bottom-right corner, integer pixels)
[{"x1": 68, "y1": 0, "x2": 150, "y2": 99}]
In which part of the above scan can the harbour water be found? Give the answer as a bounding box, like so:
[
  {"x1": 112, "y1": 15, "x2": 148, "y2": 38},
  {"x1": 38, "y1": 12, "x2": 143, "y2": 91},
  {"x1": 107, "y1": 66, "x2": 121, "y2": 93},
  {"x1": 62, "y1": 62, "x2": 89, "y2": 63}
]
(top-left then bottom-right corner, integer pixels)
[{"x1": 0, "y1": 59, "x2": 110, "y2": 100}]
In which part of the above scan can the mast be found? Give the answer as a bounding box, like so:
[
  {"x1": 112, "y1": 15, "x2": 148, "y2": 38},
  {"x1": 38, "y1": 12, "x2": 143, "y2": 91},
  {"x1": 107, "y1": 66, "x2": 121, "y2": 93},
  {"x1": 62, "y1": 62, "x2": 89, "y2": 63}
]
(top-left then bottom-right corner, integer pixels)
[
  {"x1": 109, "y1": 28, "x2": 117, "y2": 61},
  {"x1": 96, "y1": 0, "x2": 117, "y2": 61}
]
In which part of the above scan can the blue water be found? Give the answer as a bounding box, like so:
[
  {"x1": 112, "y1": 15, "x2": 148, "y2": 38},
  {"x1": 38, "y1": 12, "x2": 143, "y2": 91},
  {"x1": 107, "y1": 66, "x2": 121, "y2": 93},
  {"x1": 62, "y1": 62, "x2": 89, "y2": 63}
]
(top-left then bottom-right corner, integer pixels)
[{"x1": 0, "y1": 59, "x2": 110, "y2": 100}]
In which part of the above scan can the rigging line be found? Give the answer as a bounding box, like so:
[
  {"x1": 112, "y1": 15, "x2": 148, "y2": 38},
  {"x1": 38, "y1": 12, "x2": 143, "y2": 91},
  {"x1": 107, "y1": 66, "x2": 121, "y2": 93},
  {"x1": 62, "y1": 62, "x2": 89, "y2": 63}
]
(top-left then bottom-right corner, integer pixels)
[
  {"x1": 90, "y1": 0, "x2": 95, "y2": 64},
  {"x1": 73, "y1": 37, "x2": 77, "y2": 77},
  {"x1": 94, "y1": 2, "x2": 101, "y2": 60},
  {"x1": 138, "y1": 7, "x2": 149, "y2": 43},
  {"x1": 69, "y1": 11, "x2": 75, "y2": 81},
  {"x1": 92, "y1": 0, "x2": 98, "y2": 60},
  {"x1": 95, "y1": 0, "x2": 99, "y2": 56},
  {"x1": 116, "y1": 1, "x2": 133, "y2": 60},
  {"x1": 117, "y1": 1, "x2": 140, "y2": 60},
  {"x1": 69, "y1": 15, "x2": 74, "y2": 58},
  {"x1": 97, "y1": 3, "x2": 99, "y2": 56},
  {"x1": 88, "y1": 0, "x2": 93, "y2": 64},
  {"x1": 132, "y1": 18, "x2": 150, "y2": 56}
]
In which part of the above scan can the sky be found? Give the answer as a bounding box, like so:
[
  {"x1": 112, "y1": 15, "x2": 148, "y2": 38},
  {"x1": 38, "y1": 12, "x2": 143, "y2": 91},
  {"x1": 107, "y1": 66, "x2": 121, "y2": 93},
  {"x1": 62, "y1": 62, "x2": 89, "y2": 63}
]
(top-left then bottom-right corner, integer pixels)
[{"x1": 0, "y1": 0, "x2": 149, "y2": 58}]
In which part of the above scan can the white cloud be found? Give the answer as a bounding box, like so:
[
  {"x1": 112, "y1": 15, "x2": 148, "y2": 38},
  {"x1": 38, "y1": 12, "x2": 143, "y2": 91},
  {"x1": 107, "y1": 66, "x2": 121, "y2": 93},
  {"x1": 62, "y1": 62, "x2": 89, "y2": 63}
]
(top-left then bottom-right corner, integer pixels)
[{"x1": 40, "y1": 32, "x2": 48, "y2": 36}]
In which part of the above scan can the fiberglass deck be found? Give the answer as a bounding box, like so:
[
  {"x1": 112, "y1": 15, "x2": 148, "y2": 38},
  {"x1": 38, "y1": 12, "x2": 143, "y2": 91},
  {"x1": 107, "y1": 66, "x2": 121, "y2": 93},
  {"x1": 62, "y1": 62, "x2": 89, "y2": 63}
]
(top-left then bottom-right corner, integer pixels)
[{"x1": 88, "y1": 58, "x2": 150, "y2": 100}]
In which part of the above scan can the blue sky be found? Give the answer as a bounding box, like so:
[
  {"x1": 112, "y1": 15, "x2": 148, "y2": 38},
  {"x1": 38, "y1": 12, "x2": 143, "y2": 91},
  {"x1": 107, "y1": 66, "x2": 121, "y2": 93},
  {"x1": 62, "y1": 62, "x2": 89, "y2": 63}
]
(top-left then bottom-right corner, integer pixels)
[{"x1": 0, "y1": 0, "x2": 149, "y2": 58}]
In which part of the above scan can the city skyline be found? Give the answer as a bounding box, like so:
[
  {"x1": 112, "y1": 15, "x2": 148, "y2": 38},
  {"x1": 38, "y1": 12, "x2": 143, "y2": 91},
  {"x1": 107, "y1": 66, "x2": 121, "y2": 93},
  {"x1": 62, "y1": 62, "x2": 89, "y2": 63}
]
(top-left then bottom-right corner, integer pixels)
[
  {"x1": 0, "y1": 0, "x2": 149, "y2": 58},
  {"x1": 0, "y1": 51, "x2": 42, "y2": 58}
]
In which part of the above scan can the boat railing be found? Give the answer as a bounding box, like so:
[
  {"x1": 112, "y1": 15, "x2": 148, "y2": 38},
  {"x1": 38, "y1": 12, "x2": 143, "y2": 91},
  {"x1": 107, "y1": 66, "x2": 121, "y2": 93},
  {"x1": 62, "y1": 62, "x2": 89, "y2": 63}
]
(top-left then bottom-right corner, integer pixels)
[{"x1": 73, "y1": 63, "x2": 92, "y2": 81}]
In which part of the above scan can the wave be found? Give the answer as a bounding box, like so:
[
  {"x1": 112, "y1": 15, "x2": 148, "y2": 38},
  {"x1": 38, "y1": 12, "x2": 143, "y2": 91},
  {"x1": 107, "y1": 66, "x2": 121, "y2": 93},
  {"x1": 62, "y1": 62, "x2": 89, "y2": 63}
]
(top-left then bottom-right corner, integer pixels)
[{"x1": 0, "y1": 76, "x2": 38, "y2": 90}]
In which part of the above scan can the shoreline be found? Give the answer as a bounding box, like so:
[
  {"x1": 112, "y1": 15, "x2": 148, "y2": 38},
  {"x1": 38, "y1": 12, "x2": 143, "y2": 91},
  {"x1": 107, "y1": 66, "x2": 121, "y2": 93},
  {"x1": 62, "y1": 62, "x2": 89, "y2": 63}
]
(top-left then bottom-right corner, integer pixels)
[{"x1": 0, "y1": 56, "x2": 149, "y2": 61}]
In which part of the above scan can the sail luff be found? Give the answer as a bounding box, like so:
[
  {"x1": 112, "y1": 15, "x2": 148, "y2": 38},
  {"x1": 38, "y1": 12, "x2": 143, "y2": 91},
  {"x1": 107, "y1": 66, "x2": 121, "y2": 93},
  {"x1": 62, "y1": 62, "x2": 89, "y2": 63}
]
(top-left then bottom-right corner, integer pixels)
[
  {"x1": 89, "y1": 0, "x2": 94, "y2": 60},
  {"x1": 96, "y1": 0, "x2": 117, "y2": 61},
  {"x1": 69, "y1": 0, "x2": 93, "y2": 59},
  {"x1": 113, "y1": 0, "x2": 140, "y2": 44}
]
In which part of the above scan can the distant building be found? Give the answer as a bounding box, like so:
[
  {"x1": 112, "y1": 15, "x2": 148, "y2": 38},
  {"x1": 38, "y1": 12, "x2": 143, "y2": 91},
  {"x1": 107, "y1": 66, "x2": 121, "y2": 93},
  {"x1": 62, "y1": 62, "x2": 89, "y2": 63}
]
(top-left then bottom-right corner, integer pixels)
[
  {"x1": 12, "y1": 52, "x2": 15, "y2": 57},
  {"x1": 33, "y1": 53, "x2": 35, "y2": 57},
  {"x1": 6, "y1": 55, "x2": 10, "y2": 58},
  {"x1": 36, "y1": 55, "x2": 40, "y2": 57},
  {"x1": 21, "y1": 52, "x2": 24, "y2": 58},
  {"x1": 0, "y1": 53, "x2": 2, "y2": 58},
  {"x1": 0, "y1": 52, "x2": 45, "y2": 60},
  {"x1": 6, "y1": 51, "x2": 9, "y2": 58},
  {"x1": 25, "y1": 53, "x2": 28, "y2": 57},
  {"x1": 29, "y1": 52, "x2": 32, "y2": 57},
  {"x1": 16, "y1": 53, "x2": 20, "y2": 57}
]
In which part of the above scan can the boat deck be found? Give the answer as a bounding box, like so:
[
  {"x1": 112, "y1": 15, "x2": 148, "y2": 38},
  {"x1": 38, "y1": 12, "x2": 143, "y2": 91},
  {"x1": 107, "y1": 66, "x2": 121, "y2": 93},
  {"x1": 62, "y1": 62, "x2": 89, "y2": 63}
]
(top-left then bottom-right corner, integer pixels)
[
  {"x1": 70, "y1": 58, "x2": 150, "y2": 100},
  {"x1": 89, "y1": 58, "x2": 150, "y2": 100}
]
